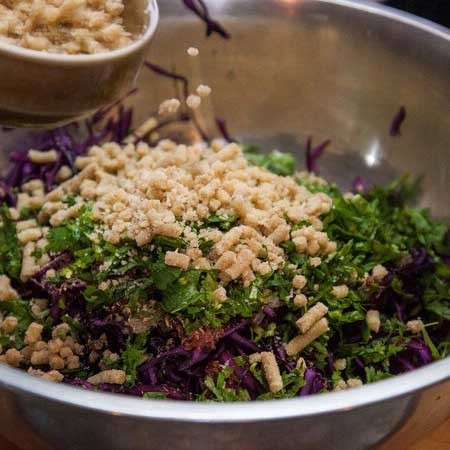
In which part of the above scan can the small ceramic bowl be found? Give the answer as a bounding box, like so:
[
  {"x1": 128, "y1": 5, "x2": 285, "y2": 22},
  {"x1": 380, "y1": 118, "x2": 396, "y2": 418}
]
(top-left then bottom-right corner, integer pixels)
[{"x1": 0, "y1": 0, "x2": 158, "y2": 128}]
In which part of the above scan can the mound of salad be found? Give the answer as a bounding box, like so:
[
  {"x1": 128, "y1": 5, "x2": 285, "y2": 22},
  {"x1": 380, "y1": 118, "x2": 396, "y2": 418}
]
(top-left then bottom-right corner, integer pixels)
[{"x1": 0, "y1": 97, "x2": 449, "y2": 402}]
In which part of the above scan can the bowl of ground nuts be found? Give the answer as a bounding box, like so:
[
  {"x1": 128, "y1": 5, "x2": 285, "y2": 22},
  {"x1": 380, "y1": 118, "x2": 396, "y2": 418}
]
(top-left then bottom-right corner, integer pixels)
[
  {"x1": 0, "y1": 0, "x2": 159, "y2": 127},
  {"x1": 0, "y1": 1, "x2": 448, "y2": 450}
]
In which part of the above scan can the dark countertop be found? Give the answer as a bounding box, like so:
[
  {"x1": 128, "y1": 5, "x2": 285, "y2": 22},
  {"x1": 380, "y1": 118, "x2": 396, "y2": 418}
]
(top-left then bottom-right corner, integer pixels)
[{"x1": 385, "y1": 0, "x2": 450, "y2": 28}]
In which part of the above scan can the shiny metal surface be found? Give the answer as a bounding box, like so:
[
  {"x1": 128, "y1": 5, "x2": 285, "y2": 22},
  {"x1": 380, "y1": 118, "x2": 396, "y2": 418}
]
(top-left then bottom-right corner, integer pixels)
[{"x1": 0, "y1": 1, "x2": 449, "y2": 449}]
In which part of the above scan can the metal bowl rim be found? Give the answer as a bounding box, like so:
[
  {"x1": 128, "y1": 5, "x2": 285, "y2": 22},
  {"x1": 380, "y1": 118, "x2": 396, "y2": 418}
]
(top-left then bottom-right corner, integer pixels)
[
  {"x1": 0, "y1": 0, "x2": 449, "y2": 423},
  {"x1": 0, "y1": 359, "x2": 449, "y2": 422},
  {"x1": 326, "y1": 0, "x2": 449, "y2": 40}
]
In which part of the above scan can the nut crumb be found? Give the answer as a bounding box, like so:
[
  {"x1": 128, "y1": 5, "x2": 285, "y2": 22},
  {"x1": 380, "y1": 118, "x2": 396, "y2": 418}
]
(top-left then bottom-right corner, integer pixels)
[
  {"x1": 0, "y1": 0, "x2": 133, "y2": 54},
  {"x1": 406, "y1": 319, "x2": 424, "y2": 334},
  {"x1": 158, "y1": 98, "x2": 181, "y2": 116},
  {"x1": 196, "y1": 84, "x2": 212, "y2": 98},
  {"x1": 186, "y1": 94, "x2": 202, "y2": 110},
  {"x1": 187, "y1": 46, "x2": 199, "y2": 56},
  {"x1": 261, "y1": 352, "x2": 283, "y2": 393}
]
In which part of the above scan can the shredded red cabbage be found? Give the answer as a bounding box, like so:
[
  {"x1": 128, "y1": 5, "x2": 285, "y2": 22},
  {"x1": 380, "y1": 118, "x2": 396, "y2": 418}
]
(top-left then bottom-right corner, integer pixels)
[
  {"x1": 371, "y1": 247, "x2": 433, "y2": 323},
  {"x1": 66, "y1": 379, "x2": 94, "y2": 390},
  {"x1": 89, "y1": 318, "x2": 128, "y2": 353},
  {"x1": 26, "y1": 252, "x2": 74, "y2": 319},
  {"x1": 215, "y1": 117, "x2": 236, "y2": 143},
  {"x1": 390, "y1": 106, "x2": 407, "y2": 137},
  {"x1": 0, "y1": 98, "x2": 134, "y2": 205},
  {"x1": 299, "y1": 368, "x2": 325, "y2": 396},
  {"x1": 144, "y1": 62, "x2": 189, "y2": 99},
  {"x1": 182, "y1": 0, "x2": 231, "y2": 39},
  {"x1": 216, "y1": 350, "x2": 262, "y2": 395},
  {"x1": 391, "y1": 339, "x2": 433, "y2": 373},
  {"x1": 351, "y1": 176, "x2": 366, "y2": 193},
  {"x1": 227, "y1": 332, "x2": 260, "y2": 353},
  {"x1": 305, "y1": 137, "x2": 331, "y2": 174},
  {"x1": 127, "y1": 384, "x2": 187, "y2": 400},
  {"x1": 34, "y1": 252, "x2": 73, "y2": 279},
  {"x1": 144, "y1": 62, "x2": 211, "y2": 142},
  {"x1": 135, "y1": 321, "x2": 264, "y2": 399},
  {"x1": 65, "y1": 379, "x2": 187, "y2": 400},
  {"x1": 262, "y1": 306, "x2": 276, "y2": 319},
  {"x1": 326, "y1": 352, "x2": 335, "y2": 373},
  {"x1": 270, "y1": 337, "x2": 295, "y2": 371},
  {"x1": 441, "y1": 230, "x2": 450, "y2": 265}
]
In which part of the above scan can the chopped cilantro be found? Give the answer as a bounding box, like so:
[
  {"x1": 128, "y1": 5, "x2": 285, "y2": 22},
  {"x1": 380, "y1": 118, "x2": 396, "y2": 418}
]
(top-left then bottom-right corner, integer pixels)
[
  {"x1": 19, "y1": 207, "x2": 38, "y2": 220},
  {"x1": 62, "y1": 195, "x2": 78, "y2": 206},
  {"x1": 0, "y1": 299, "x2": 34, "y2": 350},
  {"x1": 47, "y1": 203, "x2": 95, "y2": 253},
  {"x1": 143, "y1": 392, "x2": 168, "y2": 400},
  {"x1": 121, "y1": 333, "x2": 149, "y2": 385},
  {"x1": 199, "y1": 366, "x2": 251, "y2": 402},
  {"x1": 160, "y1": 269, "x2": 204, "y2": 313},
  {"x1": 0, "y1": 205, "x2": 22, "y2": 280},
  {"x1": 153, "y1": 235, "x2": 186, "y2": 251},
  {"x1": 198, "y1": 238, "x2": 214, "y2": 254},
  {"x1": 243, "y1": 145, "x2": 296, "y2": 176},
  {"x1": 204, "y1": 214, "x2": 237, "y2": 231},
  {"x1": 256, "y1": 370, "x2": 305, "y2": 400}
]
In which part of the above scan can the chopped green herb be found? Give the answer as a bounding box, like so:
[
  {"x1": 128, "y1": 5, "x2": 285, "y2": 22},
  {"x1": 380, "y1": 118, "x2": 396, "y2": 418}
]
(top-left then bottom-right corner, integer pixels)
[
  {"x1": 0, "y1": 205, "x2": 21, "y2": 280},
  {"x1": 243, "y1": 145, "x2": 296, "y2": 176},
  {"x1": 121, "y1": 333, "x2": 149, "y2": 385}
]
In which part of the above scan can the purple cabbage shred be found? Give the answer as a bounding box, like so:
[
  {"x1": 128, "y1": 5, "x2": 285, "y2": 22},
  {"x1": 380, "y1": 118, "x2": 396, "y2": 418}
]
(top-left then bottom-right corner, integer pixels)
[
  {"x1": 127, "y1": 384, "x2": 187, "y2": 400},
  {"x1": 26, "y1": 252, "x2": 76, "y2": 319},
  {"x1": 217, "y1": 350, "x2": 262, "y2": 395},
  {"x1": 227, "y1": 332, "x2": 260, "y2": 353},
  {"x1": 390, "y1": 106, "x2": 406, "y2": 137},
  {"x1": 371, "y1": 247, "x2": 432, "y2": 323},
  {"x1": 262, "y1": 306, "x2": 276, "y2": 319},
  {"x1": 305, "y1": 137, "x2": 331, "y2": 174},
  {"x1": 299, "y1": 368, "x2": 325, "y2": 396},
  {"x1": 145, "y1": 62, "x2": 189, "y2": 99},
  {"x1": 391, "y1": 339, "x2": 433, "y2": 373},
  {"x1": 136, "y1": 321, "x2": 263, "y2": 399},
  {"x1": 215, "y1": 117, "x2": 236, "y2": 143},
  {"x1": 89, "y1": 318, "x2": 128, "y2": 353},
  {"x1": 182, "y1": 0, "x2": 231, "y2": 39},
  {"x1": 0, "y1": 96, "x2": 134, "y2": 205},
  {"x1": 351, "y1": 176, "x2": 366, "y2": 193},
  {"x1": 270, "y1": 337, "x2": 295, "y2": 372},
  {"x1": 326, "y1": 353, "x2": 335, "y2": 373},
  {"x1": 65, "y1": 379, "x2": 94, "y2": 390}
]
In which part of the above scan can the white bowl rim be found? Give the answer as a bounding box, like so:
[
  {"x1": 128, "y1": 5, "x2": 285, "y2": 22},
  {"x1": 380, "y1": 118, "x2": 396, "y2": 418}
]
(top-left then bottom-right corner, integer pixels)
[
  {"x1": 0, "y1": 0, "x2": 159, "y2": 65},
  {"x1": 0, "y1": 0, "x2": 449, "y2": 424}
]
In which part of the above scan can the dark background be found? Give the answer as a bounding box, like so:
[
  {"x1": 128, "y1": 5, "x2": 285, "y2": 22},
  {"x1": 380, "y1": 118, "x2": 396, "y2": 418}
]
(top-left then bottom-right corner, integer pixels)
[{"x1": 386, "y1": 0, "x2": 450, "y2": 28}]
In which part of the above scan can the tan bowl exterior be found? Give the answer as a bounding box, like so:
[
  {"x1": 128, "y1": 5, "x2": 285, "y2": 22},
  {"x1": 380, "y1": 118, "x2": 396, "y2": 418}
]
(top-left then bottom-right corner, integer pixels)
[{"x1": 0, "y1": 0, "x2": 158, "y2": 128}]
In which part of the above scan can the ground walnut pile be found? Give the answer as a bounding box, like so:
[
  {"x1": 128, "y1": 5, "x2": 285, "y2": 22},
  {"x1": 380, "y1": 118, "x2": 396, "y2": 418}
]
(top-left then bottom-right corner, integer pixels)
[
  {"x1": 39, "y1": 139, "x2": 336, "y2": 286},
  {"x1": 0, "y1": 0, "x2": 133, "y2": 54}
]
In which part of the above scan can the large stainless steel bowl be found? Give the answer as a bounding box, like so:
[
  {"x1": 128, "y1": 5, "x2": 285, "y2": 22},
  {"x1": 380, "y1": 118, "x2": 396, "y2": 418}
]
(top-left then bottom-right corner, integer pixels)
[{"x1": 0, "y1": 1, "x2": 449, "y2": 449}]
